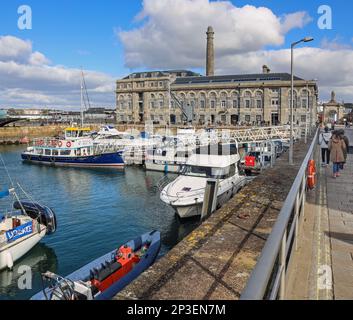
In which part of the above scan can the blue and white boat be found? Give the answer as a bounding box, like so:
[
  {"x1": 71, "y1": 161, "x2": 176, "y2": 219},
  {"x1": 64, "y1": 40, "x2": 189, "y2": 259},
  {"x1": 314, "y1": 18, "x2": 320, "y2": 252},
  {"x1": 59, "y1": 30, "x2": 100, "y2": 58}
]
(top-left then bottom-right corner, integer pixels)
[
  {"x1": 31, "y1": 230, "x2": 161, "y2": 300},
  {"x1": 0, "y1": 188, "x2": 57, "y2": 271},
  {"x1": 21, "y1": 127, "x2": 125, "y2": 168}
]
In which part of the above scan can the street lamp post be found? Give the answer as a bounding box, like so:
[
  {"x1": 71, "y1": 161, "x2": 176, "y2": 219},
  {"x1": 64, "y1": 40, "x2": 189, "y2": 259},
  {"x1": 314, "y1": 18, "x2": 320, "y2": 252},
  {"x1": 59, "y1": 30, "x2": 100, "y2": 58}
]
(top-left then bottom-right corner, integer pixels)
[{"x1": 289, "y1": 37, "x2": 314, "y2": 165}]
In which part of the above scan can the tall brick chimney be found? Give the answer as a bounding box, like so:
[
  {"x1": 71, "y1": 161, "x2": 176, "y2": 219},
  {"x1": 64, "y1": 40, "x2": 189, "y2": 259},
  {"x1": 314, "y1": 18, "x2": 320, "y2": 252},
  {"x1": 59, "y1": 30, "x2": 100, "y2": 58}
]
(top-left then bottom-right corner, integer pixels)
[{"x1": 206, "y1": 26, "x2": 215, "y2": 77}]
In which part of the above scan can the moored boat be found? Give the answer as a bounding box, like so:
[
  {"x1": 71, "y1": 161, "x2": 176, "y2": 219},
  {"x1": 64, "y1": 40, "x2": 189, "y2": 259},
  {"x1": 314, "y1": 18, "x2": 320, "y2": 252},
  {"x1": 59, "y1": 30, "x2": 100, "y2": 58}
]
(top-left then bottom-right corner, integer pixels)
[
  {"x1": 30, "y1": 230, "x2": 161, "y2": 300},
  {"x1": 0, "y1": 189, "x2": 57, "y2": 271},
  {"x1": 160, "y1": 143, "x2": 247, "y2": 219},
  {"x1": 21, "y1": 127, "x2": 125, "y2": 168}
]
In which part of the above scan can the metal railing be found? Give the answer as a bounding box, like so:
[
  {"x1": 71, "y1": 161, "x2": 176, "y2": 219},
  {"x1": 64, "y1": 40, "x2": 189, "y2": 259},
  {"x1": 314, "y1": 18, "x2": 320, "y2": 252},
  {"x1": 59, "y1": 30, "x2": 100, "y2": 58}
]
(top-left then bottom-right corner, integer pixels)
[{"x1": 240, "y1": 128, "x2": 319, "y2": 300}]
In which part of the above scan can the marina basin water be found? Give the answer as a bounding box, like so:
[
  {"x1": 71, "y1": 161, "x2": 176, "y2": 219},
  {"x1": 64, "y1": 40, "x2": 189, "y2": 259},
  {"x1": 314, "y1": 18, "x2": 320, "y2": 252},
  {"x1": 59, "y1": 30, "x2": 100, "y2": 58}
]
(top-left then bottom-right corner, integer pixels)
[{"x1": 0, "y1": 145, "x2": 199, "y2": 300}]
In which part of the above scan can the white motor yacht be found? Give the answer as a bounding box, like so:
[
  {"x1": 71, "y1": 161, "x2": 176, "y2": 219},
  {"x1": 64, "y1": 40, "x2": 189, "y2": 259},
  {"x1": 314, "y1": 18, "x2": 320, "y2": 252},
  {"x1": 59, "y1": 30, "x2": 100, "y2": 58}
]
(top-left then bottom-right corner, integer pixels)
[{"x1": 160, "y1": 144, "x2": 247, "y2": 219}]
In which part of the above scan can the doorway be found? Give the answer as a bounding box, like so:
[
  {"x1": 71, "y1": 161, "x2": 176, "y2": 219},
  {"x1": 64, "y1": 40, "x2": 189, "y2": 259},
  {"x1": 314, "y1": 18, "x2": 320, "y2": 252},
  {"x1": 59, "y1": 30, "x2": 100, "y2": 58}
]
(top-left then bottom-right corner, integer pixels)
[{"x1": 271, "y1": 113, "x2": 279, "y2": 126}]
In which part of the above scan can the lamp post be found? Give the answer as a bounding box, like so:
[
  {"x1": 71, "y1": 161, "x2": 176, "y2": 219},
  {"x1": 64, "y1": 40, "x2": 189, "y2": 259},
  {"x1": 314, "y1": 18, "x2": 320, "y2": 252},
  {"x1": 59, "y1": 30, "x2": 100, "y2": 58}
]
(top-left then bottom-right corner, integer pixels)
[{"x1": 289, "y1": 37, "x2": 314, "y2": 165}]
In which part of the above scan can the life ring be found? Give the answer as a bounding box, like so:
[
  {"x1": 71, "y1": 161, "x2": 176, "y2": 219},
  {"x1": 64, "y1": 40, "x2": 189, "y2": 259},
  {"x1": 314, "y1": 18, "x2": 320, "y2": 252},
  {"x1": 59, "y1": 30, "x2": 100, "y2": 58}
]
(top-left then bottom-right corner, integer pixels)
[
  {"x1": 66, "y1": 141, "x2": 72, "y2": 148},
  {"x1": 58, "y1": 141, "x2": 63, "y2": 148},
  {"x1": 307, "y1": 160, "x2": 316, "y2": 190}
]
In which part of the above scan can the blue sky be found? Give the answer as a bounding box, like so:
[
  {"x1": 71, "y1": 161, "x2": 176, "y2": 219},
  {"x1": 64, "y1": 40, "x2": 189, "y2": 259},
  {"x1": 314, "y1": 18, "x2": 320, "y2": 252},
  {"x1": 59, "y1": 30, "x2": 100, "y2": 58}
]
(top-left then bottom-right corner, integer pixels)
[{"x1": 0, "y1": 0, "x2": 352, "y2": 108}]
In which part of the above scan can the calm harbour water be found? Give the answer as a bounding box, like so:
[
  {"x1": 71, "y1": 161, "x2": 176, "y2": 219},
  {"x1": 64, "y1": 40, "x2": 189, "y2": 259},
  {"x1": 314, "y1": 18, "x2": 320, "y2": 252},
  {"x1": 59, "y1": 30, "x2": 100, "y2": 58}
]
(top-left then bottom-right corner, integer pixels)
[{"x1": 0, "y1": 145, "x2": 199, "y2": 300}]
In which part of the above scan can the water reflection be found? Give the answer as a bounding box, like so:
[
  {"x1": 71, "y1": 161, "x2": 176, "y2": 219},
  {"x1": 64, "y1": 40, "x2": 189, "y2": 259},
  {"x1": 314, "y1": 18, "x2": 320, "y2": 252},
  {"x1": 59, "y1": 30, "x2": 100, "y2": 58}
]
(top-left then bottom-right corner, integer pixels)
[
  {"x1": 0, "y1": 146, "x2": 200, "y2": 300},
  {"x1": 0, "y1": 244, "x2": 58, "y2": 300}
]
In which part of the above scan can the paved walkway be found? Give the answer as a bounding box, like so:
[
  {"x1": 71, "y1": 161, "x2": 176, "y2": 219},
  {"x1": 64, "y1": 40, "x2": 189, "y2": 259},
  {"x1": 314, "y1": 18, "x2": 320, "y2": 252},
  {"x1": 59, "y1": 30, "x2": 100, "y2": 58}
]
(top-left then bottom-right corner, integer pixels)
[{"x1": 287, "y1": 128, "x2": 353, "y2": 300}]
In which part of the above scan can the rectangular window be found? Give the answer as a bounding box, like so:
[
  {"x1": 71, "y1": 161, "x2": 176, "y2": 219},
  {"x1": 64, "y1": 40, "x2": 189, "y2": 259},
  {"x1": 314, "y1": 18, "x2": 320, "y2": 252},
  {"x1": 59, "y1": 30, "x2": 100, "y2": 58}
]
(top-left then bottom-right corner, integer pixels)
[
  {"x1": 171, "y1": 101, "x2": 175, "y2": 109},
  {"x1": 256, "y1": 100, "x2": 262, "y2": 108},
  {"x1": 233, "y1": 100, "x2": 237, "y2": 108},
  {"x1": 211, "y1": 100, "x2": 216, "y2": 108},
  {"x1": 45, "y1": 149, "x2": 51, "y2": 156},
  {"x1": 151, "y1": 115, "x2": 155, "y2": 121},
  {"x1": 221, "y1": 100, "x2": 226, "y2": 108},
  {"x1": 245, "y1": 100, "x2": 251, "y2": 108},
  {"x1": 245, "y1": 115, "x2": 251, "y2": 122},
  {"x1": 256, "y1": 115, "x2": 262, "y2": 122},
  {"x1": 128, "y1": 102, "x2": 132, "y2": 109},
  {"x1": 150, "y1": 101, "x2": 155, "y2": 109},
  {"x1": 302, "y1": 99, "x2": 308, "y2": 108},
  {"x1": 301, "y1": 115, "x2": 307, "y2": 123},
  {"x1": 159, "y1": 101, "x2": 163, "y2": 108},
  {"x1": 221, "y1": 115, "x2": 226, "y2": 123},
  {"x1": 200, "y1": 100, "x2": 205, "y2": 109},
  {"x1": 271, "y1": 99, "x2": 279, "y2": 106}
]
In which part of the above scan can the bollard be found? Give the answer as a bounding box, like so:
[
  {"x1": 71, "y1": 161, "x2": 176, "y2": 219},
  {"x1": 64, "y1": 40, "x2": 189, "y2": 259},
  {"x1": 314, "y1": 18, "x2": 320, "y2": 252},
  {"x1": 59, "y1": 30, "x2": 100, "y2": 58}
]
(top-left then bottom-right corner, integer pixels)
[{"x1": 201, "y1": 179, "x2": 219, "y2": 221}]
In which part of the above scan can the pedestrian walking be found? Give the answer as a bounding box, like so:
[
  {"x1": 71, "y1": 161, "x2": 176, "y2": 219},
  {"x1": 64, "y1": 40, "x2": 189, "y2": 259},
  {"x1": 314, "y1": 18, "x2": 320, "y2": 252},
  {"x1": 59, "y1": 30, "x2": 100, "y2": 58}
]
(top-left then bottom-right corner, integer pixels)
[
  {"x1": 319, "y1": 126, "x2": 332, "y2": 166},
  {"x1": 338, "y1": 129, "x2": 350, "y2": 170},
  {"x1": 328, "y1": 132, "x2": 347, "y2": 178}
]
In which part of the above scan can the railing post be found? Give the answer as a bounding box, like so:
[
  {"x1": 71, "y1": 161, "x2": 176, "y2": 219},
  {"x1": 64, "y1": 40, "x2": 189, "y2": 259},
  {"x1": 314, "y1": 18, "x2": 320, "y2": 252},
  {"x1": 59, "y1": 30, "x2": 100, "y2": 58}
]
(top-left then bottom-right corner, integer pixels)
[
  {"x1": 279, "y1": 230, "x2": 287, "y2": 300},
  {"x1": 295, "y1": 193, "x2": 300, "y2": 251}
]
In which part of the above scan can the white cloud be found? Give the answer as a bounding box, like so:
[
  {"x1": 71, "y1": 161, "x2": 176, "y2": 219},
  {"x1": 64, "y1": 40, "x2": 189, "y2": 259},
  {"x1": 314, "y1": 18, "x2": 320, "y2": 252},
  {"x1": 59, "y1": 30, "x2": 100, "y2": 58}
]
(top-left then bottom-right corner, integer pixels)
[
  {"x1": 117, "y1": 0, "x2": 353, "y2": 103},
  {"x1": 118, "y1": 0, "x2": 312, "y2": 69},
  {"x1": 280, "y1": 12, "x2": 313, "y2": 34},
  {"x1": 216, "y1": 47, "x2": 353, "y2": 102},
  {"x1": 0, "y1": 36, "x2": 116, "y2": 109}
]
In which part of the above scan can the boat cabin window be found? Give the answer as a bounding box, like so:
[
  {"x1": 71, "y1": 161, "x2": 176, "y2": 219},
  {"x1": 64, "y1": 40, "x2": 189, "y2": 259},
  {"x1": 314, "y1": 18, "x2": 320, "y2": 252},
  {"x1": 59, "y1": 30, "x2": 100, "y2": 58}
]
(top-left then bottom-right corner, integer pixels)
[
  {"x1": 52, "y1": 150, "x2": 59, "y2": 156},
  {"x1": 45, "y1": 149, "x2": 51, "y2": 156},
  {"x1": 60, "y1": 150, "x2": 71, "y2": 156},
  {"x1": 182, "y1": 164, "x2": 236, "y2": 179}
]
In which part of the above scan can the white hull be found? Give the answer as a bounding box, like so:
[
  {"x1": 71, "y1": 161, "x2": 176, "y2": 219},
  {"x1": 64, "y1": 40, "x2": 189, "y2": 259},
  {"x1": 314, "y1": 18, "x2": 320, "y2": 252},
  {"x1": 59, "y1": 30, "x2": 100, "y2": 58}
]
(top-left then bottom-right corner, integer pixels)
[
  {"x1": 0, "y1": 227, "x2": 46, "y2": 271},
  {"x1": 173, "y1": 179, "x2": 246, "y2": 219}
]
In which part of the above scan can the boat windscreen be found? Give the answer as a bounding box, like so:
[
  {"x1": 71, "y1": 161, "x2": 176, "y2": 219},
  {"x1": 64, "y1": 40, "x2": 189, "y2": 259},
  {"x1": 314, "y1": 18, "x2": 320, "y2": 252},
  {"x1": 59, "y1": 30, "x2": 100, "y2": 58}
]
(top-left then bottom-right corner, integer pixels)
[{"x1": 182, "y1": 165, "x2": 235, "y2": 179}]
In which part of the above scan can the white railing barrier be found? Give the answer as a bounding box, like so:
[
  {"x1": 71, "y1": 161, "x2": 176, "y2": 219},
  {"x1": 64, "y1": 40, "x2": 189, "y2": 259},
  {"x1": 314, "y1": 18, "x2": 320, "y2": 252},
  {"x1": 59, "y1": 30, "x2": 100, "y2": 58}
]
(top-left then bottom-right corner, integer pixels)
[{"x1": 240, "y1": 128, "x2": 319, "y2": 300}]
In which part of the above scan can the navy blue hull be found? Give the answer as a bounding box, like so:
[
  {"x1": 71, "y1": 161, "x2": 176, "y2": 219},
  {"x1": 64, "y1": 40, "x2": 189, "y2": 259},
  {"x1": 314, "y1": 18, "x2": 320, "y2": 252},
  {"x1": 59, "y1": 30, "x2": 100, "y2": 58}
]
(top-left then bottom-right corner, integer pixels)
[
  {"x1": 31, "y1": 231, "x2": 161, "y2": 300},
  {"x1": 21, "y1": 152, "x2": 124, "y2": 168}
]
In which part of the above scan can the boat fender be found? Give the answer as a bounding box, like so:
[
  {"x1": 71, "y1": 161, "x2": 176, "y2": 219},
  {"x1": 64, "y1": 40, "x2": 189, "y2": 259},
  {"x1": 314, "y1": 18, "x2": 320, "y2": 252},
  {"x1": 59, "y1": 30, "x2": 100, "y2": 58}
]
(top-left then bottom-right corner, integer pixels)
[
  {"x1": 5, "y1": 252, "x2": 14, "y2": 271},
  {"x1": 66, "y1": 141, "x2": 72, "y2": 148}
]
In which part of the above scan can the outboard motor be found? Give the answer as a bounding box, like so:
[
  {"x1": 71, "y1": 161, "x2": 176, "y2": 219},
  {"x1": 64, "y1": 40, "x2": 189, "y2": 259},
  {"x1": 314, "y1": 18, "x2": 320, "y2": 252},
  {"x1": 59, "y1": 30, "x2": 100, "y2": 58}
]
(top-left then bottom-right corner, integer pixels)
[{"x1": 13, "y1": 201, "x2": 57, "y2": 235}]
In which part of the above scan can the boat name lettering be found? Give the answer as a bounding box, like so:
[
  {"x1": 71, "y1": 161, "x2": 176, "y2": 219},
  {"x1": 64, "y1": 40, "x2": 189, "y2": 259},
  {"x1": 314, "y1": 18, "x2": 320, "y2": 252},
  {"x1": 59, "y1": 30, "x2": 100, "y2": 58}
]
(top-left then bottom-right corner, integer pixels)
[{"x1": 6, "y1": 221, "x2": 33, "y2": 243}]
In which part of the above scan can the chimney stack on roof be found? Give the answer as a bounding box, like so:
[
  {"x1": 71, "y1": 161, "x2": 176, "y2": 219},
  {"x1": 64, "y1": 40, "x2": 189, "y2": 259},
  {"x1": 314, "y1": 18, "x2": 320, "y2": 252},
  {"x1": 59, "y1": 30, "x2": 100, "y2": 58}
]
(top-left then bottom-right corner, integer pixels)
[
  {"x1": 262, "y1": 65, "x2": 271, "y2": 74},
  {"x1": 206, "y1": 26, "x2": 215, "y2": 77}
]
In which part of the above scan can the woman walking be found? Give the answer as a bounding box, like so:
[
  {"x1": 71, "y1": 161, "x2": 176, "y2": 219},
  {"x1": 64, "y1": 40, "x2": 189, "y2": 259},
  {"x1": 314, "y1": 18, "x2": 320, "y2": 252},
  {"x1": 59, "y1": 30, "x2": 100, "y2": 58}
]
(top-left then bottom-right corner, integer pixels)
[
  {"x1": 338, "y1": 129, "x2": 350, "y2": 170},
  {"x1": 328, "y1": 132, "x2": 347, "y2": 178}
]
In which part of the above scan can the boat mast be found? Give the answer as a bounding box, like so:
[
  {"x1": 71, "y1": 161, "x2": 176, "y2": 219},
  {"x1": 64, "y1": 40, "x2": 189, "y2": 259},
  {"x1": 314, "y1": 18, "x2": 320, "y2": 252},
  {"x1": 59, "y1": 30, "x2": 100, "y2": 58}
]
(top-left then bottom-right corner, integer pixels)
[{"x1": 80, "y1": 69, "x2": 84, "y2": 128}]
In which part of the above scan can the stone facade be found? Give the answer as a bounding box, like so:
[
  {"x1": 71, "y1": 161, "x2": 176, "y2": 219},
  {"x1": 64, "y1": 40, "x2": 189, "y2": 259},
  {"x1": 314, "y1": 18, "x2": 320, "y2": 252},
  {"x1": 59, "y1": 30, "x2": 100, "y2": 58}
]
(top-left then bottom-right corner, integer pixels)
[
  {"x1": 323, "y1": 91, "x2": 345, "y2": 123},
  {"x1": 116, "y1": 70, "x2": 318, "y2": 127}
]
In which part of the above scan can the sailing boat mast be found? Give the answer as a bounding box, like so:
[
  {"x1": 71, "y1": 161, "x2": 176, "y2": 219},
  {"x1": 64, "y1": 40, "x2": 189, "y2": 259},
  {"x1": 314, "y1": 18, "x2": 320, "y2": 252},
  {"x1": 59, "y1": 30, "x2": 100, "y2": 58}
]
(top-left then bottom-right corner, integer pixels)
[{"x1": 80, "y1": 69, "x2": 84, "y2": 128}]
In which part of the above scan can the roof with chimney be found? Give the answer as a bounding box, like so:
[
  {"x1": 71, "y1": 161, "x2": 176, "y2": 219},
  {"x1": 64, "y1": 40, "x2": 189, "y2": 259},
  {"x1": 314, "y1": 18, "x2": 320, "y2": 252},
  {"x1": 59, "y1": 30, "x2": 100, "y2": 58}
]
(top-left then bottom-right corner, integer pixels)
[{"x1": 173, "y1": 73, "x2": 305, "y2": 85}]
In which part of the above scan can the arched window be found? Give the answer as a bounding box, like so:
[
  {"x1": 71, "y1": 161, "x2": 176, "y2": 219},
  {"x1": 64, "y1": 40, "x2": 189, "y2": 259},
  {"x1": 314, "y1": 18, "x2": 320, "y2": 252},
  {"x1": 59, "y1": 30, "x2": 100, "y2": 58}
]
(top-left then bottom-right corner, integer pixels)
[
  {"x1": 199, "y1": 93, "x2": 206, "y2": 109},
  {"x1": 255, "y1": 91, "x2": 263, "y2": 109},
  {"x1": 220, "y1": 92, "x2": 227, "y2": 109},
  {"x1": 231, "y1": 92, "x2": 239, "y2": 109},
  {"x1": 244, "y1": 91, "x2": 252, "y2": 108},
  {"x1": 301, "y1": 89, "x2": 309, "y2": 109},
  {"x1": 188, "y1": 93, "x2": 196, "y2": 109},
  {"x1": 209, "y1": 92, "x2": 217, "y2": 109}
]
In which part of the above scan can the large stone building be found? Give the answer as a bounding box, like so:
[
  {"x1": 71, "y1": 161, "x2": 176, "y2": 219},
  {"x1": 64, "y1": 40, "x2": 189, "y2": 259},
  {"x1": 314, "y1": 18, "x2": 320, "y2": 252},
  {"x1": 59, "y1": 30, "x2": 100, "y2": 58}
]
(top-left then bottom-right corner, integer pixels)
[
  {"x1": 322, "y1": 91, "x2": 345, "y2": 123},
  {"x1": 116, "y1": 27, "x2": 318, "y2": 127}
]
